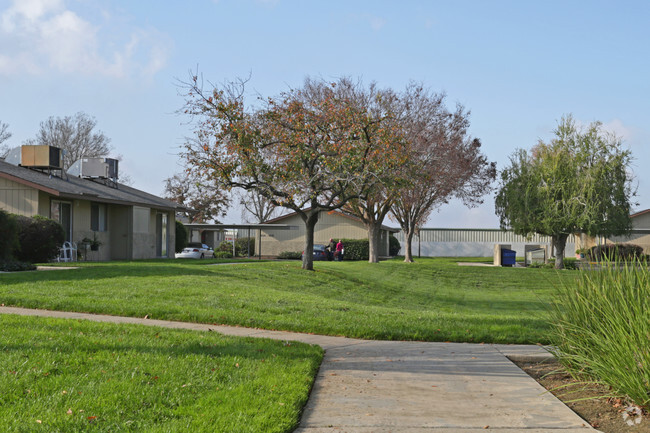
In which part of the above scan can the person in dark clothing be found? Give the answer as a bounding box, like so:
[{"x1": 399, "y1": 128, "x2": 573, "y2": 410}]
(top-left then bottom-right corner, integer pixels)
[{"x1": 327, "y1": 238, "x2": 336, "y2": 261}]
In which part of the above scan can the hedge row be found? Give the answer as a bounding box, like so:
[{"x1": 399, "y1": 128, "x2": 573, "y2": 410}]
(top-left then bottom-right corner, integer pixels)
[
  {"x1": 587, "y1": 243, "x2": 646, "y2": 261},
  {"x1": 280, "y1": 235, "x2": 400, "y2": 261}
]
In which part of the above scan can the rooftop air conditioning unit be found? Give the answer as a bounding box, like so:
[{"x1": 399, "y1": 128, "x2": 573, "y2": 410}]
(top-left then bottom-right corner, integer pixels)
[
  {"x1": 68, "y1": 157, "x2": 111, "y2": 178},
  {"x1": 20, "y1": 145, "x2": 63, "y2": 169},
  {"x1": 105, "y1": 158, "x2": 118, "y2": 179}
]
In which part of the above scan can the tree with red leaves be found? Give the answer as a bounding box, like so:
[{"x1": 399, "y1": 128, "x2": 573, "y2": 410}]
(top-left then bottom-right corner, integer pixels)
[
  {"x1": 180, "y1": 75, "x2": 407, "y2": 270},
  {"x1": 390, "y1": 85, "x2": 496, "y2": 262}
]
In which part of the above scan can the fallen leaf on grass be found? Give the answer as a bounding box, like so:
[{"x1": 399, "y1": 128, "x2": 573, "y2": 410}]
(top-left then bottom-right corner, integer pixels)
[
  {"x1": 66, "y1": 409, "x2": 72, "y2": 415},
  {"x1": 36, "y1": 420, "x2": 42, "y2": 424}
]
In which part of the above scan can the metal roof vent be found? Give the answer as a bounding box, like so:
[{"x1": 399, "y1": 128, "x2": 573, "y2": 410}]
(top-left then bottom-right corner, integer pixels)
[
  {"x1": 6, "y1": 145, "x2": 66, "y2": 177},
  {"x1": 68, "y1": 157, "x2": 119, "y2": 187},
  {"x1": 21, "y1": 145, "x2": 63, "y2": 169}
]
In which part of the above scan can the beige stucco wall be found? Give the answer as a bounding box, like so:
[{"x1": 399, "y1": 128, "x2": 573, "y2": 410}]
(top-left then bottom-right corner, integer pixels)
[
  {"x1": 632, "y1": 212, "x2": 650, "y2": 229},
  {"x1": 131, "y1": 207, "x2": 156, "y2": 259},
  {"x1": 0, "y1": 178, "x2": 39, "y2": 215},
  {"x1": 257, "y1": 211, "x2": 389, "y2": 257},
  {"x1": 131, "y1": 207, "x2": 174, "y2": 259},
  {"x1": 578, "y1": 212, "x2": 650, "y2": 254}
]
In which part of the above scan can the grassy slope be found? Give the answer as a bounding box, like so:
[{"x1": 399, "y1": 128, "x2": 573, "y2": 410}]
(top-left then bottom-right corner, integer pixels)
[
  {"x1": 0, "y1": 314, "x2": 322, "y2": 433},
  {"x1": 0, "y1": 258, "x2": 578, "y2": 344}
]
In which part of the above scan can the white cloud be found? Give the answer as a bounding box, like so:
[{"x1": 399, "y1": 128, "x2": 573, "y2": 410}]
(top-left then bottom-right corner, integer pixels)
[
  {"x1": 601, "y1": 118, "x2": 635, "y2": 141},
  {"x1": 0, "y1": 0, "x2": 169, "y2": 78},
  {"x1": 366, "y1": 14, "x2": 386, "y2": 31}
]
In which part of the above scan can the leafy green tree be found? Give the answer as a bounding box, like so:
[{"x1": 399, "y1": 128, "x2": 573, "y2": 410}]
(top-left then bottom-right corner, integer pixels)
[{"x1": 495, "y1": 115, "x2": 635, "y2": 269}]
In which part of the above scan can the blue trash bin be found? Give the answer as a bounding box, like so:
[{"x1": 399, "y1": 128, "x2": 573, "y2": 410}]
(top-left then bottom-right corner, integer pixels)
[{"x1": 501, "y1": 249, "x2": 516, "y2": 267}]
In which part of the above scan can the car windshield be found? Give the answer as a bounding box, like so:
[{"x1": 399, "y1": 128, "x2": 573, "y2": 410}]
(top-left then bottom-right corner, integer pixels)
[{"x1": 313, "y1": 245, "x2": 326, "y2": 251}]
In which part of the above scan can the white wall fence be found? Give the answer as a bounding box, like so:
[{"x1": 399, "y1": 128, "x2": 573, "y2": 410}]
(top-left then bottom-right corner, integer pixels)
[{"x1": 395, "y1": 229, "x2": 576, "y2": 258}]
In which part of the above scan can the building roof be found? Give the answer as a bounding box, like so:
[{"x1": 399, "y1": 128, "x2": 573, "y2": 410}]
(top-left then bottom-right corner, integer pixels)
[
  {"x1": 263, "y1": 208, "x2": 400, "y2": 233},
  {"x1": 0, "y1": 160, "x2": 183, "y2": 211},
  {"x1": 631, "y1": 209, "x2": 650, "y2": 218}
]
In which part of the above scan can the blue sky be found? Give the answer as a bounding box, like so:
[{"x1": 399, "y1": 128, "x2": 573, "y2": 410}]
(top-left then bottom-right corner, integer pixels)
[{"x1": 1, "y1": 0, "x2": 648, "y2": 228}]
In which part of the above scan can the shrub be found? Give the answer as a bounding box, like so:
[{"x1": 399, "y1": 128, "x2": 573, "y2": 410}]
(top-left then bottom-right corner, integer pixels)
[
  {"x1": 562, "y1": 257, "x2": 579, "y2": 270},
  {"x1": 0, "y1": 210, "x2": 18, "y2": 260},
  {"x1": 549, "y1": 258, "x2": 650, "y2": 411},
  {"x1": 388, "y1": 234, "x2": 401, "y2": 256},
  {"x1": 278, "y1": 251, "x2": 301, "y2": 260},
  {"x1": 0, "y1": 260, "x2": 36, "y2": 272},
  {"x1": 218, "y1": 238, "x2": 256, "y2": 257},
  {"x1": 175, "y1": 221, "x2": 188, "y2": 253},
  {"x1": 14, "y1": 215, "x2": 65, "y2": 263},
  {"x1": 587, "y1": 243, "x2": 644, "y2": 261},
  {"x1": 235, "y1": 237, "x2": 255, "y2": 257},
  {"x1": 533, "y1": 258, "x2": 579, "y2": 270},
  {"x1": 338, "y1": 239, "x2": 369, "y2": 261},
  {"x1": 214, "y1": 251, "x2": 233, "y2": 259}
]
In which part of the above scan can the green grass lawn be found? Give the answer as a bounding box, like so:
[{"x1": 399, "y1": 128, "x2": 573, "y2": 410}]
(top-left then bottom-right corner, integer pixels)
[
  {"x1": 0, "y1": 314, "x2": 322, "y2": 433},
  {"x1": 0, "y1": 257, "x2": 578, "y2": 344}
]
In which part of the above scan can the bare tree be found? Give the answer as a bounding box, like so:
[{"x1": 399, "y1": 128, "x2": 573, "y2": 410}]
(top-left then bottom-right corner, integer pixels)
[
  {"x1": 27, "y1": 112, "x2": 112, "y2": 170},
  {"x1": 0, "y1": 121, "x2": 12, "y2": 157},
  {"x1": 238, "y1": 189, "x2": 277, "y2": 223},
  {"x1": 164, "y1": 171, "x2": 230, "y2": 223}
]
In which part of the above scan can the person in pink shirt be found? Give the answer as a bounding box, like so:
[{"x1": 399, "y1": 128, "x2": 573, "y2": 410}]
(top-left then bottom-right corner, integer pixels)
[{"x1": 335, "y1": 239, "x2": 344, "y2": 261}]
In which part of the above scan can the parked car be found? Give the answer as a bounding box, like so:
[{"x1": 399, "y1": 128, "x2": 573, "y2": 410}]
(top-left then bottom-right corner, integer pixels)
[
  {"x1": 302, "y1": 244, "x2": 330, "y2": 261},
  {"x1": 175, "y1": 242, "x2": 214, "y2": 259}
]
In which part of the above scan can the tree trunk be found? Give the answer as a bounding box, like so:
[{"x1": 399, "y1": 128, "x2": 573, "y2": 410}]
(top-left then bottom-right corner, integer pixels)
[
  {"x1": 554, "y1": 234, "x2": 569, "y2": 270},
  {"x1": 367, "y1": 222, "x2": 381, "y2": 263},
  {"x1": 301, "y1": 210, "x2": 319, "y2": 271},
  {"x1": 403, "y1": 227, "x2": 415, "y2": 263}
]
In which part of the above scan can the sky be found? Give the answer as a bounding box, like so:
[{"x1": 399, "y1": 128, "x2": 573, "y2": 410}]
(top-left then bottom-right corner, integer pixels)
[{"x1": 1, "y1": 0, "x2": 649, "y2": 228}]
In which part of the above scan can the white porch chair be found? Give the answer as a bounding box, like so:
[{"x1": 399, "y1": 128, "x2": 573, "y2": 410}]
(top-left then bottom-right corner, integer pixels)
[{"x1": 57, "y1": 241, "x2": 78, "y2": 262}]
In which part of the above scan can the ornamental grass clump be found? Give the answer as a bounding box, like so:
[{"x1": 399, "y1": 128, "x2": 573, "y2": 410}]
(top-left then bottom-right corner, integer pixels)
[{"x1": 550, "y1": 258, "x2": 650, "y2": 410}]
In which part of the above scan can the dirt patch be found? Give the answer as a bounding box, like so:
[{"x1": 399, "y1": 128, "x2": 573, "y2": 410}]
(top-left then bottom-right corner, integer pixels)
[{"x1": 513, "y1": 359, "x2": 649, "y2": 433}]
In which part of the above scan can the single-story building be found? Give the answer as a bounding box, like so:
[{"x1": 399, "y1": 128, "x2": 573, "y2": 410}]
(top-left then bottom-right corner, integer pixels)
[
  {"x1": 259, "y1": 210, "x2": 400, "y2": 257},
  {"x1": 394, "y1": 229, "x2": 577, "y2": 258},
  {"x1": 578, "y1": 209, "x2": 650, "y2": 253},
  {"x1": 0, "y1": 146, "x2": 183, "y2": 260}
]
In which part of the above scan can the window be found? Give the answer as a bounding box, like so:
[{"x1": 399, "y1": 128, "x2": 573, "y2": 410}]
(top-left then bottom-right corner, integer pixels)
[{"x1": 91, "y1": 203, "x2": 107, "y2": 232}]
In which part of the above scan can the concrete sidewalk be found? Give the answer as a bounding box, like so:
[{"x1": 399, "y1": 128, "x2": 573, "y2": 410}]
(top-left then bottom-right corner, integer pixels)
[{"x1": 0, "y1": 306, "x2": 596, "y2": 433}]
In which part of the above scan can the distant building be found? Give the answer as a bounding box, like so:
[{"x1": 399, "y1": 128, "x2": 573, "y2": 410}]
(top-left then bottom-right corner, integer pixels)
[
  {"x1": 395, "y1": 228, "x2": 577, "y2": 258},
  {"x1": 259, "y1": 210, "x2": 399, "y2": 257},
  {"x1": 579, "y1": 209, "x2": 650, "y2": 253}
]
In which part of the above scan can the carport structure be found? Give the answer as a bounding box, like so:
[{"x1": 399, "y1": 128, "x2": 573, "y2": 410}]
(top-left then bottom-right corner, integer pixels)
[{"x1": 183, "y1": 223, "x2": 294, "y2": 258}]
